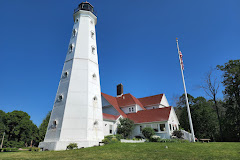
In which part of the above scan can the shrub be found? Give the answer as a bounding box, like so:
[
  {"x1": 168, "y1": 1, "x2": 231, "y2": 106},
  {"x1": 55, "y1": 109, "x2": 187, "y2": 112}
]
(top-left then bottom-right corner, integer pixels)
[
  {"x1": 172, "y1": 130, "x2": 184, "y2": 139},
  {"x1": 102, "y1": 135, "x2": 120, "y2": 145},
  {"x1": 29, "y1": 147, "x2": 40, "y2": 152},
  {"x1": 116, "y1": 134, "x2": 124, "y2": 141},
  {"x1": 117, "y1": 118, "x2": 134, "y2": 138},
  {"x1": 150, "y1": 136, "x2": 161, "y2": 142},
  {"x1": 142, "y1": 127, "x2": 155, "y2": 139},
  {"x1": 66, "y1": 143, "x2": 78, "y2": 150}
]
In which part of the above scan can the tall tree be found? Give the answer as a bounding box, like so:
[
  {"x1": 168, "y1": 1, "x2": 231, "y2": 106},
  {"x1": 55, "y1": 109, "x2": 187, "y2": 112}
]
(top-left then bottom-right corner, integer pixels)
[
  {"x1": 217, "y1": 59, "x2": 240, "y2": 141},
  {"x1": 3, "y1": 110, "x2": 39, "y2": 147},
  {"x1": 0, "y1": 110, "x2": 6, "y2": 148},
  {"x1": 177, "y1": 94, "x2": 218, "y2": 140},
  {"x1": 200, "y1": 69, "x2": 223, "y2": 141},
  {"x1": 39, "y1": 111, "x2": 51, "y2": 142}
]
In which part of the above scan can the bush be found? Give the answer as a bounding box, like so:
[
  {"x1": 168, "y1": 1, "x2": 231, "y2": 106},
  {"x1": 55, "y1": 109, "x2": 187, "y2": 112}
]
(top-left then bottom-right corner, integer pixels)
[
  {"x1": 142, "y1": 127, "x2": 155, "y2": 139},
  {"x1": 172, "y1": 130, "x2": 183, "y2": 139},
  {"x1": 116, "y1": 134, "x2": 124, "y2": 141},
  {"x1": 102, "y1": 135, "x2": 120, "y2": 145},
  {"x1": 66, "y1": 143, "x2": 78, "y2": 150},
  {"x1": 29, "y1": 147, "x2": 40, "y2": 152},
  {"x1": 150, "y1": 136, "x2": 161, "y2": 142},
  {"x1": 4, "y1": 141, "x2": 25, "y2": 148}
]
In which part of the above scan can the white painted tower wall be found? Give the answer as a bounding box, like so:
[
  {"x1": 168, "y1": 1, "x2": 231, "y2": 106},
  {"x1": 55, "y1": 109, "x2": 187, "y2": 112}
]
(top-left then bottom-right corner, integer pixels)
[{"x1": 39, "y1": 8, "x2": 104, "y2": 151}]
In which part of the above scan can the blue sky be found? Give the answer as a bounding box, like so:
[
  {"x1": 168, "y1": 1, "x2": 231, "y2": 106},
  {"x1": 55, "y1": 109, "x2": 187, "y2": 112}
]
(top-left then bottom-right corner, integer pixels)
[{"x1": 0, "y1": 0, "x2": 239, "y2": 126}]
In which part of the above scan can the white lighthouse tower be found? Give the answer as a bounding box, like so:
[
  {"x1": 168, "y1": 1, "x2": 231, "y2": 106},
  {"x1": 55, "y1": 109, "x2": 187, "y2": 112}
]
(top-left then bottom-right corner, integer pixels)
[{"x1": 39, "y1": 2, "x2": 104, "y2": 151}]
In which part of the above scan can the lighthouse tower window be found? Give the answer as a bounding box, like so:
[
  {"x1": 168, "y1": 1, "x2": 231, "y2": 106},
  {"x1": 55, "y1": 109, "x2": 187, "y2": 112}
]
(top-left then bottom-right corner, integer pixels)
[
  {"x1": 69, "y1": 44, "x2": 74, "y2": 53},
  {"x1": 92, "y1": 73, "x2": 96, "y2": 79},
  {"x1": 72, "y1": 29, "x2": 77, "y2": 37},
  {"x1": 91, "y1": 46, "x2": 95, "y2": 54},
  {"x1": 75, "y1": 18, "x2": 79, "y2": 23},
  {"x1": 57, "y1": 94, "x2": 63, "y2": 102},
  {"x1": 62, "y1": 71, "x2": 68, "y2": 78},
  {"x1": 90, "y1": 31, "x2": 95, "y2": 39}
]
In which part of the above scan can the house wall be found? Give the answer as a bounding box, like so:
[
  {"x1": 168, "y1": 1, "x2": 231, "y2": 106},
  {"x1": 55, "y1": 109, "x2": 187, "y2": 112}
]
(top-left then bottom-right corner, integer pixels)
[
  {"x1": 160, "y1": 94, "x2": 169, "y2": 107},
  {"x1": 102, "y1": 105, "x2": 119, "y2": 116},
  {"x1": 103, "y1": 116, "x2": 122, "y2": 136},
  {"x1": 131, "y1": 122, "x2": 171, "y2": 139},
  {"x1": 168, "y1": 108, "x2": 180, "y2": 133},
  {"x1": 136, "y1": 104, "x2": 144, "y2": 112}
]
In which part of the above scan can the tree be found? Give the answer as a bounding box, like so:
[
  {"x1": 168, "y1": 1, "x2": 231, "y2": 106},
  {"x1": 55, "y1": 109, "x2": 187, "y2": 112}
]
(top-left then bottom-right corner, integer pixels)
[
  {"x1": 0, "y1": 110, "x2": 6, "y2": 148},
  {"x1": 200, "y1": 69, "x2": 223, "y2": 141},
  {"x1": 142, "y1": 127, "x2": 155, "y2": 139},
  {"x1": 39, "y1": 111, "x2": 51, "y2": 142},
  {"x1": 3, "y1": 110, "x2": 39, "y2": 147},
  {"x1": 217, "y1": 59, "x2": 240, "y2": 141},
  {"x1": 117, "y1": 118, "x2": 134, "y2": 138},
  {"x1": 177, "y1": 94, "x2": 218, "y2": 140}
]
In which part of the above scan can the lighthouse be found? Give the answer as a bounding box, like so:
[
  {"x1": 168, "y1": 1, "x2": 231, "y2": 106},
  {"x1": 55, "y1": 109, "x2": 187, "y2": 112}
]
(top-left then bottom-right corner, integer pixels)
[{"x1": 39, "y1": 2, "x2": 104, "y2": 151}]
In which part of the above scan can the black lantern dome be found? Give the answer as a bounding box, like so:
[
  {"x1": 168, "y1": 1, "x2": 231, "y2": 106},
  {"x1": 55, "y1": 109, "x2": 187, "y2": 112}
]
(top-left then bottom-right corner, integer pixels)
[{"x1": 74, "y1": 2, "x2": 96, "y2": 16}]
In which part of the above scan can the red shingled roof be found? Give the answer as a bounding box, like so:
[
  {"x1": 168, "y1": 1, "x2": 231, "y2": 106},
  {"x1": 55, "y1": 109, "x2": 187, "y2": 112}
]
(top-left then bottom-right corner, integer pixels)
[
  {"x1": 127, "y1": 107, "x2": 172, "y2": 123},
  {"x1": 101, "y1": 93, "x2": 127, "y2": 117},
  {"x1": 103, "y1": 113, "x2": 120, "y2": 121},
  {"x1": 116, "y1": 93, "x2": 146, "y2": 110},
  {"x1": 138, "y1": 94, "x2": 163, "y2": 106}
]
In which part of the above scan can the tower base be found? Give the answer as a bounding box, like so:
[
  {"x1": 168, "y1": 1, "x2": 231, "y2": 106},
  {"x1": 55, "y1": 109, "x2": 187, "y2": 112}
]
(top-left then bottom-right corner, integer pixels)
[{"x1": 39, "y1": 140, "x2": 101, "y2": 151}]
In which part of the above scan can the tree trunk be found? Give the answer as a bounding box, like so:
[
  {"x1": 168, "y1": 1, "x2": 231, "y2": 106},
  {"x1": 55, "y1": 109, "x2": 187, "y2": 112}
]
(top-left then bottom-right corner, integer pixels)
[{"x1": 214, "y1": 96, "x2": 223, "y2": 141}]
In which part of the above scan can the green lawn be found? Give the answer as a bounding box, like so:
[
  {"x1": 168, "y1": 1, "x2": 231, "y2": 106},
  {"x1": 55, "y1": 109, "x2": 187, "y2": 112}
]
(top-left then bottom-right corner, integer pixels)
[{"x1": 0, "y1": 142, "x2": 239, "y2": 160}]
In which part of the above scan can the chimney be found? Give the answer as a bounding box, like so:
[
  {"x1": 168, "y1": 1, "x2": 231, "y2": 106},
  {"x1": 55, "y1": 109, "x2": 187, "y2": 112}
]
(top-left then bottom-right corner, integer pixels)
[{"x1": 117, "y1": 83, "x2": 123, "y2": 97}]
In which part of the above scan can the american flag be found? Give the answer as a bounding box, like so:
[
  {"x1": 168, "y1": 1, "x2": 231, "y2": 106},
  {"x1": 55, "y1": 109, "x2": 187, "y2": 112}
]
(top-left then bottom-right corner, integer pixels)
[{"x1": 179, "y1": 51, "x2": 184, "y2": 70}]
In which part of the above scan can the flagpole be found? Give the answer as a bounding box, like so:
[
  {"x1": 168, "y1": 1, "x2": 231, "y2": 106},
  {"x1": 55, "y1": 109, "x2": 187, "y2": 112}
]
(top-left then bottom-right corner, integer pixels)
[{"x1": 176, "y1": 38, "x2": 195, "y2": 142}]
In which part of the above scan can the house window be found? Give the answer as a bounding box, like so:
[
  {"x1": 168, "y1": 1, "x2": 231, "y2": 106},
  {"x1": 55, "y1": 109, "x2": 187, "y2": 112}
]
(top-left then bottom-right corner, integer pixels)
[
  {"x1": 169, "y1": 124, "x2": 172, "y2": 131},
  {"x1": 129, "y1": 108, "x2": 131, "y2": 112},
  {"x1": 131, "y1": 107, "x2": 134, "y2": 112},
  {"x1": 153, "y1": 107, "x2": 155, "y2": 109},
  {"x1": 173, "y1": 126, "x2": 175, "y2": 131},
  {"x1": 91, "y1": 46, "x2": 95, "y2": 54},
  {"x1": 152, "y1": 124, "x2": 158, "y2": 132},
  {"x1": 109, "y1": 125, "x2": 113, "y2": 134},
  {"x1": 140, "y1": 126, "x2": 142, "y2": 132},
  {"x1": 91, "y1": 31, "x2": 95, "y2": 39},
  {"x1": 159, "y1": 124, "x2": 166, "y2": 131}
]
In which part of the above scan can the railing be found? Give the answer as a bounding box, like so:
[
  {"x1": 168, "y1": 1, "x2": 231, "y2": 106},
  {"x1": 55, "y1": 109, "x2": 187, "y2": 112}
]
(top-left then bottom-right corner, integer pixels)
[{"x1": 74, "y1": 6, "x2": 97, "y2": 16}]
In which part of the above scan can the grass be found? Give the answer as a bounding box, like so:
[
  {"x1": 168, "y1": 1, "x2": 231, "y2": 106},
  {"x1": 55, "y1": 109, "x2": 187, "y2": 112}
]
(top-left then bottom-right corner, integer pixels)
[{"x1": 0, "y1": 142, "x2": 239, "y2": 160}]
